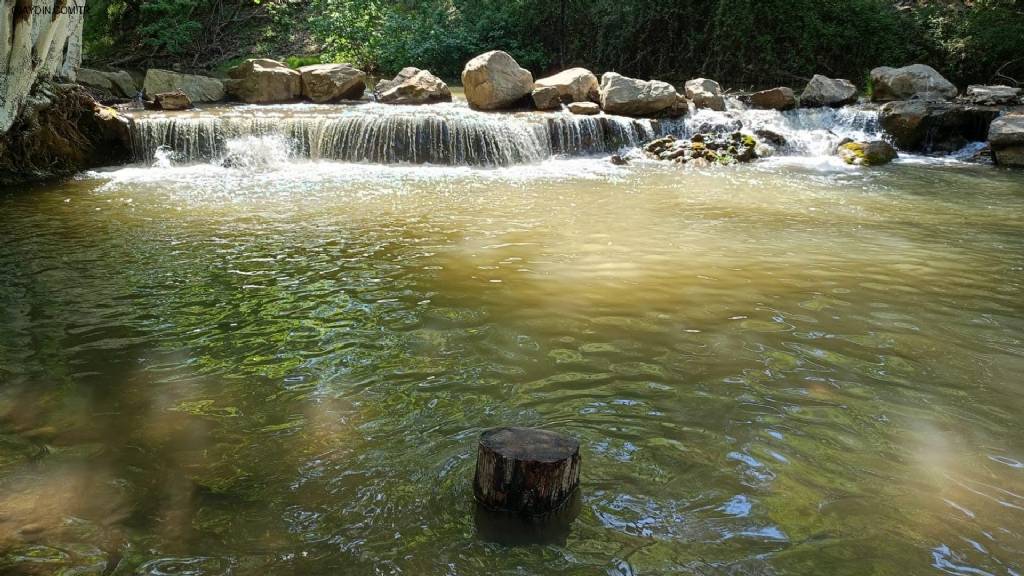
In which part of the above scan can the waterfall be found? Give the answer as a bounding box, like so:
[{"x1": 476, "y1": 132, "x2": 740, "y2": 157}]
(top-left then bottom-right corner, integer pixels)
[
  {"x1": 128, "y1": 102, "x2": 882, "y2": 167},
  {"x1": 129, "y1": 103, "x2": 669, "y2": 167}
]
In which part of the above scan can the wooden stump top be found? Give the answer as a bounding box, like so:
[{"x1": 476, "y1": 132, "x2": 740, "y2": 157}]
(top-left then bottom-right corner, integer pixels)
[{"x1": 479, "y1": 427, "x2": 580, "y2": 462}]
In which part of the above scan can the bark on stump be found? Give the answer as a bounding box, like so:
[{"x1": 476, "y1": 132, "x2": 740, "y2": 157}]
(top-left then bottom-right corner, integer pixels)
[{"x1": 473, "y1": 427, "x2": 580, "y2": 515}]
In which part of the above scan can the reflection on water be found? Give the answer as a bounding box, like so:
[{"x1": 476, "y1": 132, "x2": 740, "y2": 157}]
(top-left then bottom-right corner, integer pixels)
[{"x1": 1, "y1": 158, "x2": 1023, "y2": 575}]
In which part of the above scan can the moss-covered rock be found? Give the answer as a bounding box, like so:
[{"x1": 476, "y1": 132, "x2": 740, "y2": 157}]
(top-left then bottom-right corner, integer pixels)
[
  {"x1": 642, "y1": 132, "x2": 760, "y2": 166},
  {"x1": 837, "y1": 140, "x2": 898, "y2": 166}
]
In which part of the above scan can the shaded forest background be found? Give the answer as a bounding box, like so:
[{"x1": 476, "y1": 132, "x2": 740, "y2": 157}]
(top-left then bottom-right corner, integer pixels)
[{"x1": 82, "y1": 0, "x2": 1024, "y2": 89}]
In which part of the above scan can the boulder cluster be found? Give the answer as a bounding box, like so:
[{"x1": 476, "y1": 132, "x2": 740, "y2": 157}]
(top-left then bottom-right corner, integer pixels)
[
  {"x1": 74, "y1": 52, "x2": 1024, "y2": 169},
  {"x1": 643, "y1": 132, "x2": 761, "y2": 166}
]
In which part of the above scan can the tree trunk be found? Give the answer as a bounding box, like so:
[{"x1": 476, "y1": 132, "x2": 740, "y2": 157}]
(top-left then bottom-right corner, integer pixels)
[
  {"x1": 473, "y1": 427, "x2": 580, "y2": 515},
  {"x1": 0, "y1": 0, "x2": 86, "y2": 133}
]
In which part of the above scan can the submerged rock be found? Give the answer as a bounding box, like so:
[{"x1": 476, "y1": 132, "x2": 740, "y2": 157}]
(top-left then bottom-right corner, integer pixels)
[
  {"x1": 754, "y1": 128, "x2": 787, "y2": 147},
  {"x1": 375, "y1": 67, "x2": 449, "y2": 104},
  {"x1": 227, "y1": 58, "x2": 301, "y2": 104},
  {"x1": 462, "y1": 50, "x2": 534, "y2": 110},
  {"x1": 989, "y1": 114, "x2": 1024, "y2": 167},
  {"x1": 599, "y1": 72, "x2": 678, "y2": 116},
  {"x1": 870, "y1": 64, "x2": 957, "y2": 102},
  {"x1": 879, "y1": 99, "x2": 999, "y2": 152},
  {"x1": 535, "y1": 68, "x2": 600, "y2": 103},
  {"x1": 567, "y1": 101, "x2": 600, "y2": 115},
  {"x1": 642, "y1": 132, "x2": 760, "y2": 165},
  {"x1": 299, "y1": 63, "x2": 366, "y2": 103},
  {"x1": 749, "y1": 87, "x2": 797, "y2": 111},
  {"x1": 532, "y1": 86, "x2": 562, "y2": 110},
  {"x1": 837, "y1": 140, "x2": 897, "y2": 166},
  {"x1": 153, "y1": 90, "x2": 193, "y2": 110},
  {"x1": 609, "y1": 154, "x2": 629, "y2": 165},
  {"x1": 961, "y1": 85, "x2": 1022, "y2": 107},
  {"x1": 684, "y1": 78, "x2": 725, "y2": 111},
  {"x1": 143, "y1": 69, "x2": 224, "y2": 102},
  {"x1": 801, "y1": 75, "x2": 857, "y2": 108}
]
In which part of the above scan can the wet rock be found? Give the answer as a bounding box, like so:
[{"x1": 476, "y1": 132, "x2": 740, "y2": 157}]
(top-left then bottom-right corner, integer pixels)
[
  {"x1": 754, "y1": 128, "x2": 787, "y2": 147},
  {"x1": 154, "y1": 90, "x2": 193, "y2": 110},
  {"x1": 535, "y1": 67, "x2": 600, "y2": 103},
  {"x1": 462, "y1": 50, "x2": 534, "y2": 110},
  {"x1": 567, "y1": 101, "x2": 600, "y2": 115},
  {"x1": 227, "y1": 58, "x2": 301, "y2": 104},
  {"x1": 837, "y1": 140, "x2": 898, "y2": 166},
  {"x1": 599, "y1": 72, "x2": 678, "y2": 116},
  {"x1": 684, "y1": 78, "x2": 725, "y2": 111},
  {"x1": 801, "y1": 75, "x2": 858, "y2": 108},
  {"x1": 642, "y1": 131, "x2": 760, "y2": 166},
  {"x1": 961, "y1": 85, "x2": 1021, "y2": 107},
  {"x1": 532, "y1": 86, "x2": 562, "y2": 110},
  {"x1": 374, "y1": 67, "x2": 449, "y2": 104},
  {"x1": 879, "y1": 99, "x2": 999, "y2": 152},
  {"x1": 143, "y1": 69, "x2": 224, "y2": 102},
  {"x1": 989, "y1": 114, "x2": 1024, "y2": 167},
  {"x1": 749, "y1": 87, "x2": 797, "y2": 111},
  {"x1": 299, "y1": 63, "x2": 366, "y2": 103},
  {"x1": 77, "y1": 68, "x2": 137, "y2": 99},
  {"x1": 870, "y1": 64, "x2": 957, "y2": 102},
  {"x1": 609, "y1": 154, "x2": 629, "y2": 165}
]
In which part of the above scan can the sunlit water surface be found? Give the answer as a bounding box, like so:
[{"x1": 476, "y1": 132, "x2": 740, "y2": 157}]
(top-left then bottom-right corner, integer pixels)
[{"x1": 1, "y1": 157, "x2": 1023, "y2": 575}]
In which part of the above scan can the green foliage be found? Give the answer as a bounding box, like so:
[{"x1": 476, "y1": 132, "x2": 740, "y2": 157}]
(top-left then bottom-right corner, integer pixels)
[
  {"x1": 83, "y1": 0, "x2": 1024, "y2": 88},
  {"x1": 285, "y1": 55, "x2": 323, "y2": 69}
]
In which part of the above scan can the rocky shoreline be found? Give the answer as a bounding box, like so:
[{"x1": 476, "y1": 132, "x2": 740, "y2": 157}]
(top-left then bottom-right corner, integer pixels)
[{"x1": 3, "y1": 51, "x2": 1024, "y2": 183}]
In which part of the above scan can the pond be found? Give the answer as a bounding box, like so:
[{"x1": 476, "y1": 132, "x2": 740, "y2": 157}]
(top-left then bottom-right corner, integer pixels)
[{"x1": 1, "y1": 112, "x2": 1023, "y2": 574}]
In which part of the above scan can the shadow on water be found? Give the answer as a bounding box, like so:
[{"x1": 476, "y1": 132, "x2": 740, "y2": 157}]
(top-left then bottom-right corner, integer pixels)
[{"x1": 474, "y1": 490, "x2": 582, "y2": 547}]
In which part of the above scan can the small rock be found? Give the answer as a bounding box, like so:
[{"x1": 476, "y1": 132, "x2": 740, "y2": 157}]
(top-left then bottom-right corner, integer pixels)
[
  {"x1": 837, "y1": 140, "x2": 898, "y2": 166},
  {"x1": 754, "y1": 128, "x2": 787, "y2": 147},
  {"x1": 567, "y1": 101, "x2": 600, "y2": 115},
  {"x1": 684, "y1": 78, "x2": 725, "y2": 111},
  {"x1": 375, "y1": 67, "x2": 449, "y2": 104},
  {"x1": 609, "y1": 154, "x2": 629, "y2": 165},
  {"x1": 532, "y1": 86, "x2": 562, "y2": 111},
  {"x1": 154, "y1": 90, "x2": 192, "y2": 110},
  {"x1": 535, "y1": 68, "x2": 600, "y2": 103}
]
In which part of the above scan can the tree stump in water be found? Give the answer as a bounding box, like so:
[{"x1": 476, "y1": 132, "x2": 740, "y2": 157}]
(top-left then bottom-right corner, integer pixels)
[{"x1": 473, "y1": 427, "x2": 580, "y2": 515}]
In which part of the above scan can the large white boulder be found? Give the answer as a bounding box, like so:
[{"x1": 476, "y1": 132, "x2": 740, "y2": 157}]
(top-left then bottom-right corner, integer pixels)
[
  {"x1": 870, "y1": 64, "x2": 957, "y2": 102},
  {"x1": 461, "y1": 51, "x2": 534, "y2": 110},
  {"x1": 599, "y1": 72, "x2": 678, "y2": 116}
]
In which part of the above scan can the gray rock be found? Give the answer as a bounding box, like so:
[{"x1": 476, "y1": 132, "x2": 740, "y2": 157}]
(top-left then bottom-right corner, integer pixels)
[
  {"x1": 988, "y1": 114, "x2": 1024, "y2": 167},
  {"x1": 599, "y1": 72, "x2": 678, "y2": 116},
  {"x1": 684, "y1": 78, "x2": 725, "y2": 111},
  {"x1": 870, "y1": 64, "x2": 957, "y2": 102},
  {"x1": 153, "y1": 90, "x2": 193, "y2": 110},
  {"x1": 143, "y1": 69, "x2": 224, "y2": 102},
  {"x1": 77, "y1": 68, "x2": 137, "y2": 98},
  {"x1": 461, "y1": 50, "x2": 534, "y2": 110},
  {"x1": 749, "y1": 87, "x2": 797, "y2": 111},
  {"x1": 962, "y1": 85, "x2": 1021, "y2": 107},
  {"x1": 801, "y1": 75, "x2": 857, "y2": 107}
]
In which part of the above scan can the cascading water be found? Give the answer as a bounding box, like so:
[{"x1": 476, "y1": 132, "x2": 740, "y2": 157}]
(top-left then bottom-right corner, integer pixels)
[{"x1": 128, "y1": 101, "x2": 884, "y2": 168}]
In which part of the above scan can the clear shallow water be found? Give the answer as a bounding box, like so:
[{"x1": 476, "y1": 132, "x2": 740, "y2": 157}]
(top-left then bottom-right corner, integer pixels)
[{"x1": 1, "y1": 157, "x2": 1023, "y2": 575}]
